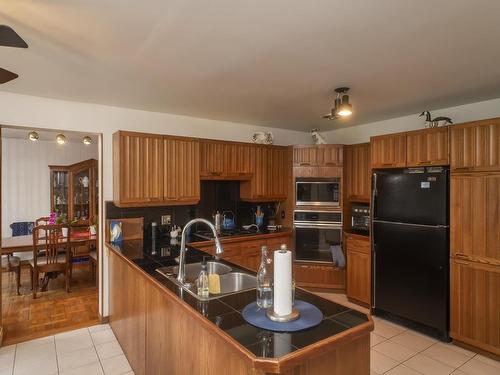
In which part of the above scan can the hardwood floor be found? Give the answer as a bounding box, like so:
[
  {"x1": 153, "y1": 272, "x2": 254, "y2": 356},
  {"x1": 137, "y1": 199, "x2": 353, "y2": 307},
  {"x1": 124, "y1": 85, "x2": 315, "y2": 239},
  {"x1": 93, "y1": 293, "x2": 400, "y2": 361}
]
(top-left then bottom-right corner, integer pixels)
[{"x1": 1, "y1": 263, "x2": 99, "y2": 345}]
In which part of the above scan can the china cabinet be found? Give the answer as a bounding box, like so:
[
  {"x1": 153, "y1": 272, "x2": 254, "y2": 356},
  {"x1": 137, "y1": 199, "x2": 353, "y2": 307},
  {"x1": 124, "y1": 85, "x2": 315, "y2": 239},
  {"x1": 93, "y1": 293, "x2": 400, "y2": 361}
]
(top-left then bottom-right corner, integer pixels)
[{"x1": 50, "y1": 159, "x2": 98, "y2": 225}]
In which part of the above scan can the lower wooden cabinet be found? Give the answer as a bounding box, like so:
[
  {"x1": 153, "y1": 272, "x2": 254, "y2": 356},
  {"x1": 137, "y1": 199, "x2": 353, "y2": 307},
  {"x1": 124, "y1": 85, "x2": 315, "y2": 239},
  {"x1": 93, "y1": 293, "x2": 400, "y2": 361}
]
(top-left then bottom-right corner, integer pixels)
[
  {"x1": 450, "y1": 258, "x2": 500, "y2": 355},
  {"x1": 191, "y1": 233, "x2": 292, "y2": 272},
  {"x1": 293, "y1": 263, "x2": 346, "y2": 289},
  {"x1": 345, "y1": 233, "x2": 371, "y2": 305},
  {"x1": 109, "y1": 249, "x2": 147, "y2": 374}
]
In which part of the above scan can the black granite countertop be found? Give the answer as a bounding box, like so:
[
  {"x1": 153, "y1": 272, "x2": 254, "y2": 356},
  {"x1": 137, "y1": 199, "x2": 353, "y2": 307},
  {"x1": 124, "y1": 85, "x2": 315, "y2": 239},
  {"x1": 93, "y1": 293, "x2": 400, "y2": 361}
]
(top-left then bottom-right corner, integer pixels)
[{"x1": 107, "y1": 238, "x2": 371, "y2": 359}]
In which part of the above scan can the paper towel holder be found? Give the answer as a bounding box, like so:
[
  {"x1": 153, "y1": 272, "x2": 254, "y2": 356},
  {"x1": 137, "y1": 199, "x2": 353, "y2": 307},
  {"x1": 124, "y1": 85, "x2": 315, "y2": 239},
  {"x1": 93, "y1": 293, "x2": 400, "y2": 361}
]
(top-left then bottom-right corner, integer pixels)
[{"x1": 266, "y1": 307, "x2": 300, "y2": 323}]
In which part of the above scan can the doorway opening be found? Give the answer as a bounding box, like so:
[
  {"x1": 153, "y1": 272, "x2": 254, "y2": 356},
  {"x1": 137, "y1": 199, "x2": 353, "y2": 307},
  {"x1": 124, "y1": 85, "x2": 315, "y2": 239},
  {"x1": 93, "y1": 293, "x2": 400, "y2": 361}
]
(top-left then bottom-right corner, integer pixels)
[{"x1": 1, "y1": 126, "x2": 103, "y2": 345}]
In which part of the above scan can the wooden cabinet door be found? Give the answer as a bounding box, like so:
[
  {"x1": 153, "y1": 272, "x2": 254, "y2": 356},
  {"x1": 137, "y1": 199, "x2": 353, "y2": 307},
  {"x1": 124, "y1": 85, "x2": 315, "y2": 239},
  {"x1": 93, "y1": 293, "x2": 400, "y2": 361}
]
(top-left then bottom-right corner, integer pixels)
[
  {"x1": 200, "y1": 141, "x2": 225, "y2": 178},
  {"x1": 406, "y1": 127, "x2": 449, "y2": 167},
  {"x1": 114, "y1": 132, "x2": 164, "y2": 205},
  {"x1": 267, "y1": 235, "x2": 292, "y2": 253},
  {"x1": 371, "y1": 133, "x2": 407, "y2": 168},
  {"x1": 293, "y1": 146, "x2": 320, "y2": 166},
  {"x1": 345, "y1": 233, "x2": 371, "y2": 305},
  {"x1": 241, "y1": 146, "x2": 287, "y2": 201},
  {"x1": 345, "y1": 143, "x2": 371, "y2": 202},
  {"x1": 293, "y1": 263, "x2": 346, "y2": 289},
  {"x1": 450, "y1": 259, "x2": 500, "y2": 355},
  {"x1": 109, "y1": 251, "x2": 147, "y2": 374},
  {"x1": 450, "y1": 173, "x2": 500, "y2": 263},
  {"x1": 164, "y1": 137, "x2": 200, "y2": 203},
  {"x1": 240, "y1": 240, "x2": 266, "y2": 271},
  {"x1": 225, "y1": 143, "x2": 252, "y2": 178},
  {"x1": 321, "y1": 145, "x2": 343, "y2": 166},
  {"x1": 450, "y1": 119, "x2": 500, "y2": 172}
]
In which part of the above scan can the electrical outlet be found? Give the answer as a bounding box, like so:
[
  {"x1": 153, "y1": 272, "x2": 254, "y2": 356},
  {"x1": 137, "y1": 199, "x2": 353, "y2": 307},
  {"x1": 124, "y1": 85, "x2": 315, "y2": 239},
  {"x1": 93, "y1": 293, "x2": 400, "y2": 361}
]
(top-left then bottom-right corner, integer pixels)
[{"x1": 161, "y1": 214, "x2": 172, "y2": 225}]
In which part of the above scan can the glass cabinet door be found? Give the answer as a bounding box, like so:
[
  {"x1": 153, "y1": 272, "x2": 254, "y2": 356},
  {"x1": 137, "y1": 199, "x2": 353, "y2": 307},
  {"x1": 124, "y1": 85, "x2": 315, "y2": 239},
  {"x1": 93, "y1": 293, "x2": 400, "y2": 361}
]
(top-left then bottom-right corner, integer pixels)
[
  {"x1": 52, "y1": 170, "x2": 69, "y2": 217},
  {"x1": 72, "y1": 168, "x2": 91, "y2": 222}
]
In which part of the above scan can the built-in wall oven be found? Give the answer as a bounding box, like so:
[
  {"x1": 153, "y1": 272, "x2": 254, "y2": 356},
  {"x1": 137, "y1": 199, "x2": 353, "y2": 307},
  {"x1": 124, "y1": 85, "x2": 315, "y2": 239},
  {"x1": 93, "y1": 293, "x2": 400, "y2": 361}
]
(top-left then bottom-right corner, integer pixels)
[
  {"x1": 295, "y1": 178, "x2": 340, "y2": 207},
  {"x1": 294, "y1": 210, "x2": 342, "y2": 263}
]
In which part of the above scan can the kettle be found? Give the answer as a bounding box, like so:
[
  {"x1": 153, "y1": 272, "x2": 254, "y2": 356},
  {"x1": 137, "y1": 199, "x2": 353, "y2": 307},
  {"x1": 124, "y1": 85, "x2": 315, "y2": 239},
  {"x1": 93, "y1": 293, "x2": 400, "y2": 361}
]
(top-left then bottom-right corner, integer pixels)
[{"x1": 222, "y1": 211, "x2": 236, "y2": 230}]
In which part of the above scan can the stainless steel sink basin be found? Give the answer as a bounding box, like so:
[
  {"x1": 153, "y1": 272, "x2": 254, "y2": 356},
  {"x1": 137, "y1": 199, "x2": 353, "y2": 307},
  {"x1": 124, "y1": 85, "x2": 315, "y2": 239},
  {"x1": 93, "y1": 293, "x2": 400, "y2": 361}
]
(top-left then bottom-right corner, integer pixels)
[
  {"x1": 156, "y1": 262, "x2": 256, "y2": 301},
  {"x1": 171, "y1": 261, "x2": 232, "y2": 279},
  {"x1": 219, "y1": 272, "x2": 257, "y2": 294}
]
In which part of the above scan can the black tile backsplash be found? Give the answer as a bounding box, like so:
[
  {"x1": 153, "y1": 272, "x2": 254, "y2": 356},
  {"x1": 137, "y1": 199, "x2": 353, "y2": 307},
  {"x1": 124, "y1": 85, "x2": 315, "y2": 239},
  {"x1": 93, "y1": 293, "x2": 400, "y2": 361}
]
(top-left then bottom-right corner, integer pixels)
[{"x1": 106, "y1": 180, "x2": 278, "y2": 239}]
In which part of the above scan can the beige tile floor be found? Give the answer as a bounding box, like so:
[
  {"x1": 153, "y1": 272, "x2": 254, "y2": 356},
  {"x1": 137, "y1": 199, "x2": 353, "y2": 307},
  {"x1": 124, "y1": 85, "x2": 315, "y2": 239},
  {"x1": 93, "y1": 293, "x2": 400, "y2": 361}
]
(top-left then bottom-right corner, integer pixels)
[
  {"x1": 1, "y1": 298, "x2": 499, "y2": 375},
  {"x1": 318, "y1": 292, "x2": 500, "y2": 375},
  {"x1": 0, "y1": 324, "x2": 133, "y2": 375}
]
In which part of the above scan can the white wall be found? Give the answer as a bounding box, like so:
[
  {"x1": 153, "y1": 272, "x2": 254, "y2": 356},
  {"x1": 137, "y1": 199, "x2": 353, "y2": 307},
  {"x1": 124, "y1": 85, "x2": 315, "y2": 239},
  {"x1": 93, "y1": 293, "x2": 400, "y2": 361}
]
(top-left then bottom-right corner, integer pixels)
[
  {"x1": 1, "y1": 137, "x2": 98, "y2": 238},
  {"x1": 0, "y1": 91, "x2": 309, "y2": 317},
  {"x1": 322, "y1": 97, "x2": 500, "y2": 144}
]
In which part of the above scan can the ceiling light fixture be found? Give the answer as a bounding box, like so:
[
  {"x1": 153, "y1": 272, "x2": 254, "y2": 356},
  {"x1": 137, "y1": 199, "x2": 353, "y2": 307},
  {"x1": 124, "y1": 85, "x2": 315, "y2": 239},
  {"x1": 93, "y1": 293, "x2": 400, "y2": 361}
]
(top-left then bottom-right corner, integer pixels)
[
  {"x1": 28, "y1": 131, "x2": 39, "y2": 142},
  {"x1": 322, "y1": 87, "x2": 353, "y2": 120},
  {"x1": 56, "y1": 133, "x2": 67, "y2": 145},
  {"x1": 82, "y1": 136, "x2": 92, "y2": 145}
]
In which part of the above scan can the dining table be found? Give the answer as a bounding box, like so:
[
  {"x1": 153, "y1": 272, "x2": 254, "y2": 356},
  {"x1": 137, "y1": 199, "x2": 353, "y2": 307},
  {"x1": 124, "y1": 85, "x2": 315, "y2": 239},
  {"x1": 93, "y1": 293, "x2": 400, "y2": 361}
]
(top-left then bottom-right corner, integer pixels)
[{"x1": 1, "y1": 232, "x2": 97, "y2": 291}]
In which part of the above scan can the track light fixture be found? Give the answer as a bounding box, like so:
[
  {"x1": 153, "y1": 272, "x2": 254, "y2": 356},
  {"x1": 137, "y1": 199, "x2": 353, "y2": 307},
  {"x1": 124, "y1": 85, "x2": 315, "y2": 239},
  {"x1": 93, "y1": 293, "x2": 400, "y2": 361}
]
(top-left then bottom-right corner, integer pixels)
[
  {"x1": 28, "y1": 131, "x2": 39, "y2": 142},
  {"x1": 322, "y1": 87, "x2": 353, "y2": 120},
  {"x1": 56, "y1": 133, "x2": 67, "y2": 145}
]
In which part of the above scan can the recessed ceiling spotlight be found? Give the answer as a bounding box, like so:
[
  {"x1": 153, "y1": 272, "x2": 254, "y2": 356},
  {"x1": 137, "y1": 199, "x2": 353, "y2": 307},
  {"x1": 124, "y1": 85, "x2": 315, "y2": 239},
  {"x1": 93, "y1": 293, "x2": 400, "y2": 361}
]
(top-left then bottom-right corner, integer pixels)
[
  {"x1": 56, "y1": 133, "x2": 67, "y2": 145},
  {"x1": 322, "y1": 87, "x2": 353, "y2": 120},
  {"x1": 28, "y1": 131, "x2": 39, "y2": 142},
  {"x1": 82, "y1": 136, "x2": 92, "y2": 145}
]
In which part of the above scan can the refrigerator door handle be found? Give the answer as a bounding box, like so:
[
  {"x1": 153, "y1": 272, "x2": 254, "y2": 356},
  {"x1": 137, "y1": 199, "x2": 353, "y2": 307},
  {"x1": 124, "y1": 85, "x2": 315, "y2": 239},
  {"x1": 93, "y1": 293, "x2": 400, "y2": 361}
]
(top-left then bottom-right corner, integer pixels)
[
  {"x1": 371, "y1": 172, "x2": 377, "y2": 309},
  {"x1": 372, "y1": 247, "x2": 376, "y2": 308},
  {"x1": 372, "y1": 220, "x2": 449, "y2": 229}
]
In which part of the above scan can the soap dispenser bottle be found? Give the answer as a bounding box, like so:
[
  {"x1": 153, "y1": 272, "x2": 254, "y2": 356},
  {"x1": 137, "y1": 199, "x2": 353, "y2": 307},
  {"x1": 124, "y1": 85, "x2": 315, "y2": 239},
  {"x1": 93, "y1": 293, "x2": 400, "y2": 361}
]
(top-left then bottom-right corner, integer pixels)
[{"x1": 197, "y1": 257, "x2": 210, "y2": 299}]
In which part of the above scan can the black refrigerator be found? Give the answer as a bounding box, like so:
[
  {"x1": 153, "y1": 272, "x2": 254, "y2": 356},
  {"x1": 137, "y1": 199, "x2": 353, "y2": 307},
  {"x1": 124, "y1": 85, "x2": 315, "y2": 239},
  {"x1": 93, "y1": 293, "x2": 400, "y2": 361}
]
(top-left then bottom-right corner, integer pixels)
[{"x1": 372, "y1": 167, "x2": 449, "y2": 340}]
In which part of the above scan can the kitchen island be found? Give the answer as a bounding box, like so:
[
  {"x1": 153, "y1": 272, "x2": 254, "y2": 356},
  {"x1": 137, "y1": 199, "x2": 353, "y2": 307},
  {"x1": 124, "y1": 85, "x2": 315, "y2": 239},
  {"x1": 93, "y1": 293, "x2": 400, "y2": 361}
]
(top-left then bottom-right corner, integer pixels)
[{"x1": 106, "y1": 238, "x2": 372, "y2": 374}]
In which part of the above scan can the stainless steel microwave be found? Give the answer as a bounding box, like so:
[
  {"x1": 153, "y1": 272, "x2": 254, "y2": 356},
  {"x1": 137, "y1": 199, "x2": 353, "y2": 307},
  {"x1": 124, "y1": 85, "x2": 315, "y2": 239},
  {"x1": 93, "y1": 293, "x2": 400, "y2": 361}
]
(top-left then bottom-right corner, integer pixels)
[{"x1": 295, "y1": 178, "x2": 340, "y2": 207}]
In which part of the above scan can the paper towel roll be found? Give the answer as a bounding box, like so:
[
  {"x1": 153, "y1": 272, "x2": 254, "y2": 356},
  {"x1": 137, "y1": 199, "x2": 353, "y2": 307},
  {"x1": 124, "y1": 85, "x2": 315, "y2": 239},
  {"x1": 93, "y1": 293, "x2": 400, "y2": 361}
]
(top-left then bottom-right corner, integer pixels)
[{"x1": 273, "y1": 249, "x2": 292, "y2": 316}]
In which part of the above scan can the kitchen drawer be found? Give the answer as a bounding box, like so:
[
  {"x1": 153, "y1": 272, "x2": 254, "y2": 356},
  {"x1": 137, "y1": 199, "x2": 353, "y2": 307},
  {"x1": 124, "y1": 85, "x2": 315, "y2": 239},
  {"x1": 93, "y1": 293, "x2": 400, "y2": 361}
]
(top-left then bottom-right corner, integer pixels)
[
  {"x1": 344, "y1": 233, "x2": 370, "y2": 254},
  {"x1": 219, "y1": 243, "x2": 241, "y2": 258},
  {"x1": 294, "y1": 263, "x2": 345, "y2": 289}
]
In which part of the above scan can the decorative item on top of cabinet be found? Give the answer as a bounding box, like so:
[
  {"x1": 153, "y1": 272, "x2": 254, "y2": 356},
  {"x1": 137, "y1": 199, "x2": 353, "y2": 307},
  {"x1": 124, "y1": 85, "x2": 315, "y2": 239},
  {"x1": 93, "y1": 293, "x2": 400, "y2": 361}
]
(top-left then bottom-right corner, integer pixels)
[
  {"x1": 450, "y1": 258, "x2": 500, "y2": 356},
  {"x1": 370, "y1": 132, "x2": 407, "y2": 169},
  {"x1": 406, "y1": 127, "x2": 449, "y2": 167},
  {"x1": 345, "y1": 232, "x2": 371, "y2": 306},
  {"x1": 344, "y1": 143, "x2": 371, "y2": 202},
  {"x1": 113, "y1": 131, "x2": 200, "y2": 207},
  {"x1": 450, "y1": 117, "x2": 500, "y2": 172},
  {"x1": 450, "y1": 173, "x2": 500, "y2": 264}
]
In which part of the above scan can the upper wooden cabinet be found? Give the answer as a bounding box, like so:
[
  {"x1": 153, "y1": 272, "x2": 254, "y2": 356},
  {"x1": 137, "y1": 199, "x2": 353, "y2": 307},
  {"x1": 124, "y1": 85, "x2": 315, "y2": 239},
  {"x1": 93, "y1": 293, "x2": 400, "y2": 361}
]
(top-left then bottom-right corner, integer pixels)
[
  {"x1": 163, "y1": 138, "x2": 200, "y2": 203},
  {"x1": 200, "y1": 141, "x2": 252, "y2": 179},
  {"x1": 370, "y1": 132, "x2": 407, "y2": 169},
  {"x1": 450, "y1": 173, "x2": 500, "y2": 264},
  {"x1": 292, "y1": 145, "x2": 343, "y2": 167},
  {"x1": 240, "y1": 145, "x2": 288, "y2": 201},
  {"x1": 450, "y1": 118, "x2": 500, "y2": 172},
  {"x1": 113, "y1": 131, "x2": 200, "y2": 207},
  {"x1": 345, "y1": 143, "x2": 371, "y2": 202},
  {"x1": 406, "y1": 127, "x2": 449, "y2": 167}
]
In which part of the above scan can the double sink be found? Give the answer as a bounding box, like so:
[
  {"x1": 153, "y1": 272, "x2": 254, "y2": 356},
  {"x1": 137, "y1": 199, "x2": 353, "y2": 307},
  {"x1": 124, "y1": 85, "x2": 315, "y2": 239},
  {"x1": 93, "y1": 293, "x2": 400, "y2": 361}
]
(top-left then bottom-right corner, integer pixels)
[{"x1": 156, "y1": 260, "x2": 257, "y2": 301}]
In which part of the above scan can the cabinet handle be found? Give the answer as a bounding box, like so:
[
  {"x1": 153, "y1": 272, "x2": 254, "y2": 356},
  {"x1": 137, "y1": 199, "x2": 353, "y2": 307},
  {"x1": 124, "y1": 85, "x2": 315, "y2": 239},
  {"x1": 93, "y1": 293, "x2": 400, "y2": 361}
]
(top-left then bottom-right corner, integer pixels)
[
  {"x1": 381, "y1": 163, "x2": 393, "y2": 166},
  {"x1": 209, "y1": 172, "x2": 222, "y2": 176},
  {"x1": 299, "y1": 163, "x2": 311, "y2": 166},
  {"x1": 325, "y1": 162, "x2": 337, "y2": 166},
  {"x1": 418, "y1": 161, "x2": 431, "y2": 164}
]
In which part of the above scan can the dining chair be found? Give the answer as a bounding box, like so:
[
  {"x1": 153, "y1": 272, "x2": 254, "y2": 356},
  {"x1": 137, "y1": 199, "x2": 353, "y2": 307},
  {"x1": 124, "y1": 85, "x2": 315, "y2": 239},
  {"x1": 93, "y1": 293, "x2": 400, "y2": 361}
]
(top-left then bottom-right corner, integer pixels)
[
  {"x1": 30, "y1": 224, "x2": 72, "y2": 298},
  {"x1": 89, "y1": 249, "x2": 98, "y2": 286},
  {"x1": 1, "y1": 254, "x2": 21, "y2": 295}
]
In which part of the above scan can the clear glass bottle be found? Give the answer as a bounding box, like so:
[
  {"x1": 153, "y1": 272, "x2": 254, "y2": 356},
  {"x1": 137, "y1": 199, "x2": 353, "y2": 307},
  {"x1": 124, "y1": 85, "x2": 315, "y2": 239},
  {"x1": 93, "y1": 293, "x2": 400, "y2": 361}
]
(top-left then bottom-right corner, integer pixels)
[
  {"x1": 197, "y1": 258, "x2": 209, "y2": 299},
  {"x1": 256, "y1": 246, "x2": 273, "y2": 308}
]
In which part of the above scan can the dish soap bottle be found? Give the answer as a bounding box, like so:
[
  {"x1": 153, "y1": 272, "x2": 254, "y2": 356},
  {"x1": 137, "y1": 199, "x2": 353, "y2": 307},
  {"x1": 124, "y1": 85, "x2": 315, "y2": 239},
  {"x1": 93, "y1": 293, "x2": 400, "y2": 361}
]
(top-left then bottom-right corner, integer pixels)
[
  {"x1": 256, "y1": 246, "x2": 273, "y2": 308},
  {"x1": 197, "y1": 258, "x2": 210, "y2": 299}
]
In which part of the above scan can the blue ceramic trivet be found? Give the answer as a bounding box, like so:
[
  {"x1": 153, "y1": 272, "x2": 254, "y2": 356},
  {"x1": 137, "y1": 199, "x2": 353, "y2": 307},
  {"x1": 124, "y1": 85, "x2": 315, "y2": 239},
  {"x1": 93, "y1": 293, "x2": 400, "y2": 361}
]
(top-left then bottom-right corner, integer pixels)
[{"x1": 242, "y1": 300, "x2": 323, "y2": 332}]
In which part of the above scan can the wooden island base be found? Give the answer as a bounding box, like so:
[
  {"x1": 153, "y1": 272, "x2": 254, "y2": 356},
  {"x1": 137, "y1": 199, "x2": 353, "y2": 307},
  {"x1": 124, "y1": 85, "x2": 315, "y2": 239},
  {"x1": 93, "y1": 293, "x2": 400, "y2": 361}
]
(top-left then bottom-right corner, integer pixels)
[{"x1": 108, "y1": 245, "x2": 371, "y2": 375}]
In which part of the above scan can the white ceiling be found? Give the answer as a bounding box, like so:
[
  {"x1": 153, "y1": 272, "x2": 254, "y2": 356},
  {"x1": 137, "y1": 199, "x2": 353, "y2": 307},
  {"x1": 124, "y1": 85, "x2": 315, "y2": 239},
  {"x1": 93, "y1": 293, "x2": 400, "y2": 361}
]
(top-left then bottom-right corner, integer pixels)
[{"x1": 1, "y1": 0, "x2": 500, "y2": 131}]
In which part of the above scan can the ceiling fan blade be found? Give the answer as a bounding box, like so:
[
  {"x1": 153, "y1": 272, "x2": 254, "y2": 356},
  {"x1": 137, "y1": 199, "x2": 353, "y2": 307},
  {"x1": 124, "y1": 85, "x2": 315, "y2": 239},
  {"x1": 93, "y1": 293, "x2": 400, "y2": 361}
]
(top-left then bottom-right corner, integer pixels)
[
  {"x1": 0, "y1": 25, "x2": 28, "y2": 48},
  {"x1": 0, "y1": 67, "x2": 19, "y2": 84}
]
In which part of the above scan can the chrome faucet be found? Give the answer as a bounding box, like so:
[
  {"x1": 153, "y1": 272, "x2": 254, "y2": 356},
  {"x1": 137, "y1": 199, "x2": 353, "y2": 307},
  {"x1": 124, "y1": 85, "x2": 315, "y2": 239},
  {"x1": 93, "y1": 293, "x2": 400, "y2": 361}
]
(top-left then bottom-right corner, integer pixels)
[{"x1": 177, "y1": 218, "x2": 224, "y2": 285}]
